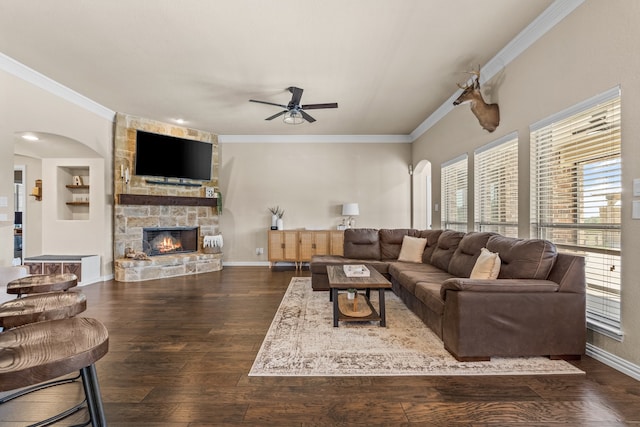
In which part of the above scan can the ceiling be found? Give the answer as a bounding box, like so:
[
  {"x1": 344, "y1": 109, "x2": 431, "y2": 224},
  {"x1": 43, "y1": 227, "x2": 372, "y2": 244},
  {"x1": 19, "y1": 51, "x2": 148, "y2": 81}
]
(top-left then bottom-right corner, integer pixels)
[{"x1": 0, "y1": 0, "x2": 555, "y2": 138}]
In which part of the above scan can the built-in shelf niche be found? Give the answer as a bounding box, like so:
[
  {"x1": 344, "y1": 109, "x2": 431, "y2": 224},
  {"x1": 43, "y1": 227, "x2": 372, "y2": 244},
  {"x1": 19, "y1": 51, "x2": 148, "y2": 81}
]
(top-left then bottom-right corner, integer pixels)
[{"x1": 58, "y1": 166, "x2": 90, "y2": 220}]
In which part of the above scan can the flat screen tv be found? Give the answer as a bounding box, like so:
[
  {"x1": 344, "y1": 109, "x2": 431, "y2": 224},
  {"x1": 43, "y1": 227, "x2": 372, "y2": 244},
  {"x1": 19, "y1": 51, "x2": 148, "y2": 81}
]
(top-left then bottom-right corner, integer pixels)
[{"x1": 135, "y1": 130, "x2": 213, "y2": 181}]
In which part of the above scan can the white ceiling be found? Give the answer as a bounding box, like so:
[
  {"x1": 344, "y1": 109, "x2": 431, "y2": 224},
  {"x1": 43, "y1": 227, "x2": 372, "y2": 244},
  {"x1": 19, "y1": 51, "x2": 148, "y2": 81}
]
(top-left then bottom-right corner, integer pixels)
[{"x1": 0, "y1": 0, "x2": 558, "y2": 138}]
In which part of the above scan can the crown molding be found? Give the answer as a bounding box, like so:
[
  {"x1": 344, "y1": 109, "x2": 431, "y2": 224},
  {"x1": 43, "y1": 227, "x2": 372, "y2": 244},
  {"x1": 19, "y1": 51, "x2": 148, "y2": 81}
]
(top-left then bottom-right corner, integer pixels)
[
  {"x1": 1, "y1": 0, "x2": 582, "y2": 143},
  {"x1": 0, "y1": 52, "x2": 115, "y2": 121},
  {"x1": 218, "y1": 134, "x2": 412, "y2": 144},
  {"x1": 409, "y1": 0, "x2": 585, "y2": 142}
]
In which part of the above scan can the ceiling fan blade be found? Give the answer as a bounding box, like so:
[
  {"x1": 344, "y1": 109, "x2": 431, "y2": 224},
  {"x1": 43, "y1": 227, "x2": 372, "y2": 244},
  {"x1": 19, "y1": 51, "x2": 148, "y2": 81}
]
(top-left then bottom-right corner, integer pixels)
[
  {"x1": 265, "y1": 110, "x2": 287, "y2": 121},
  {"x1": 299, "y1": 110, "x2": 316, "y2": 123},
  {"x1": 288, "y1": 87, "x2": 303, "y2": 106},
  {"x1": 301, "y1": 102, "x2": 338, "y2": 110},
  {"x1": 250, "y1": 99, "x2": 288, "y2": 109}
]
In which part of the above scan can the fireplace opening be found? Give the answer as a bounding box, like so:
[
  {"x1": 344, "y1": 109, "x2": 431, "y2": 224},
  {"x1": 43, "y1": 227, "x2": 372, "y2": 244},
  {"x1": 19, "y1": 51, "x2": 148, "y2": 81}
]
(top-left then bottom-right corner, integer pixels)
[{"x1": 143, "y1": 227, "x2": 198, "y2": 256}]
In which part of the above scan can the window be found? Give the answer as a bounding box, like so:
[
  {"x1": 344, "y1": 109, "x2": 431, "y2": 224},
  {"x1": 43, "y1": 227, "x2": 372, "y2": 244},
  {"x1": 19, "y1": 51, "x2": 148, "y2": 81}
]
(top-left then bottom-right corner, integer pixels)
[
  {"x1": 474, "y1": 133, "x2": 518, "y2": 237},
  {"x1": 530, "y1": 87, "x2": 622, "y2": 338},
  {"x1": 441, "y1": 155, "x2": 468, "y2": 232}
]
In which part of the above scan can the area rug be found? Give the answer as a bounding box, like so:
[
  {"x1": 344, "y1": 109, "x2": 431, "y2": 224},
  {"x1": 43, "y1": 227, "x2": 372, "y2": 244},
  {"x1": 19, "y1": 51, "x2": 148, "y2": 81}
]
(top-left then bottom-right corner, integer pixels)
[{"x1": 249, "y1": 277, "x2": 584, "y2": 376}]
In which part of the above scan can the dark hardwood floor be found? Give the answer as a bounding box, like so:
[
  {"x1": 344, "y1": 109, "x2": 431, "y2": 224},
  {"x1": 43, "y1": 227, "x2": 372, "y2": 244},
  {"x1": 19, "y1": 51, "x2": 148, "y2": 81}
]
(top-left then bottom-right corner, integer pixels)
[{"x1": 1, "y1": 266, "x2": 639, "y2": 426}]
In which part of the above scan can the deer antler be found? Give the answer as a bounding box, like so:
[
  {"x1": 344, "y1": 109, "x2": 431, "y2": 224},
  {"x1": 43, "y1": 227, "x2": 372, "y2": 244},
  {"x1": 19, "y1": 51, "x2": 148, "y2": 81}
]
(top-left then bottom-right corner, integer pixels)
[{"x1": 458, "y1": 65, "x2": 481, "y2": 89}]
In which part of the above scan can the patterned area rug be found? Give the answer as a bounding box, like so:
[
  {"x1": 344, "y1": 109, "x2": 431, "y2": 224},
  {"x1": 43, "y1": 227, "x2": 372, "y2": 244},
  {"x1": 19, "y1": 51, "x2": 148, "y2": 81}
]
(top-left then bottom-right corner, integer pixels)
[{"x1": 249, "y1": 277, "x2": 584, "y2": 376}]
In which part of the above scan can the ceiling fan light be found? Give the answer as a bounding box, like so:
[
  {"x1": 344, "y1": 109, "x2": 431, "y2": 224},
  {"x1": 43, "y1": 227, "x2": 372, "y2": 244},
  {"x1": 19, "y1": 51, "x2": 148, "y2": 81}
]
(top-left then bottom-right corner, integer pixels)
[{"x1": 283, "y1": 110, "x2": 304, "y2": 125}]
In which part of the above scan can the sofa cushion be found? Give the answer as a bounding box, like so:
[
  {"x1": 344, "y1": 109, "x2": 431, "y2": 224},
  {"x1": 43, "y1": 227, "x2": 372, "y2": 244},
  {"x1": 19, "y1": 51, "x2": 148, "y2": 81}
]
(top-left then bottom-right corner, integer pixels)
[
  {"x1": 486, "y1": 235, "x2": 557, "y2": 280},
  {"x1": 418, "y1": 229, "x2": 443, "y2": 264},
  {"x1": 380, "y1": 229, "x2": 417, "y2": 260},
  {"x1": 390, "y1": 262, "x2": 453, "y2": 293},
  {"x1": 343, "y1": 228, "x2": 381, "y2": 260},
  {"x1": 430, "y1": 230, "x2": 465, "y2": 272},
  {"x1": 448, "y1": 232, "x2": 496, "y2": 278},
  {"x1": 469, "y1": 248, "x2": 501, "y2": 279},
  {"x1": 397, "y1": 236, "x2": 427, "y2": 263},
  {"x1": 414, "y1": 282, "x2": 446, "y2": 316}
]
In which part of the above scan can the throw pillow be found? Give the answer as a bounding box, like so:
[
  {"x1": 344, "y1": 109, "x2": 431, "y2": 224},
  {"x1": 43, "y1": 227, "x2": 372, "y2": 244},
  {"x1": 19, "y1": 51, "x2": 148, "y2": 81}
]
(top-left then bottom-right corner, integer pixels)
[
  {"x1": 397, "y1": 236, "x2": 427, "y2": 263},
  {"x1": 469, "y1": 247, "x2": 501, "y2": 279}
]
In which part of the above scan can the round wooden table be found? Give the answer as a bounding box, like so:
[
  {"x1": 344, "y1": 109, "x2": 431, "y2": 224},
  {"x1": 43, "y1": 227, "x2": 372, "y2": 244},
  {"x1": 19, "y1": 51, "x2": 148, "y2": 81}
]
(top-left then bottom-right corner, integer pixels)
[
  {"x1": 0, "y1": 290, "x2": 87, "y2": 329},
  {"x1": 6, "y1": 273, "x2": 78, "y2": 296}
]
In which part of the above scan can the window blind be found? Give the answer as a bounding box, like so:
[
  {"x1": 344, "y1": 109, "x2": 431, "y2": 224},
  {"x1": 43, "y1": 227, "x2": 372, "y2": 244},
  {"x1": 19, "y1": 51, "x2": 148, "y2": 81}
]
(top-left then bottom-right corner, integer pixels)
[
  {"x1": 441, "y1": 155, "x2": 468, "y2": 232},
  {"x1": 530, "y1": 87, "x2": 622, "y2": 338},
  {"x1": 474, "y1": 132, "x2": 518, "y2": 237}
]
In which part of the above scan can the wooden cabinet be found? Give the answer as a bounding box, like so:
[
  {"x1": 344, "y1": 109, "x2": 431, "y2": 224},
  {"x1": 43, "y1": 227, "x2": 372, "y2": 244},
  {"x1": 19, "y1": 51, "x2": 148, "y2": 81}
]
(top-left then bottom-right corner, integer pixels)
[
  {"x1": 299, "y1": 231, "x2": 330, "y2": 262},
  {"x1": 268, "y1": 230, "x2": 344, "y2": 269},
  {"x1": 268, "y1": 231, "x2": 299, "y2": 267},
  {"x1": 23, "y1": 255, "x2": 100, "y2": 285}
]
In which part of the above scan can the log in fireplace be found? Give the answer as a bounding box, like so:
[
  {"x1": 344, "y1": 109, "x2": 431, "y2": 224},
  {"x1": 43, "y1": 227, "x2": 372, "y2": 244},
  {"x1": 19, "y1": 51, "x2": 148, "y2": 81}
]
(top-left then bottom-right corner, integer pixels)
[{"x1": 143, "y1": 227, "x2": 198, "y2": 256}]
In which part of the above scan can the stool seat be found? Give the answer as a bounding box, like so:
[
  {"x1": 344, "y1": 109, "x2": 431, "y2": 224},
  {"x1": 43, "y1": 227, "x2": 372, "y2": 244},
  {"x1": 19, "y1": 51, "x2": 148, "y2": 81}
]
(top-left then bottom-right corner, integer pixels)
[
  {"x1": 0, "y1": 290, "x2": 87, "y2": 329},
  {"x1": 0, "y1": 317, "x2": 108, "y2": 391},
  {"x1": 7, "y1": 273, "x2": 78, "y2": 296},
  {"x1": 0, "y1": 317, "x2": 109, "y2": 426}
]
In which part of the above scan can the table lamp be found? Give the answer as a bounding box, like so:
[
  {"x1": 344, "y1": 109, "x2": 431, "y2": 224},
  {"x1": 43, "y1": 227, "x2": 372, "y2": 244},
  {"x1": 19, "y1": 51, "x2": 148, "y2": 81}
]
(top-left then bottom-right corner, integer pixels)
[{"x1": 342, "y1": 203, "x2": 359, "y2": 228}]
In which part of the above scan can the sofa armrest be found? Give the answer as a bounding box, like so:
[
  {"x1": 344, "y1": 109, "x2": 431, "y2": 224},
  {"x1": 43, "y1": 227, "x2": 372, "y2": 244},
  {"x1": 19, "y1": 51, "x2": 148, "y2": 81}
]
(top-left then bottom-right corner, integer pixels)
[{"x1": 440, "y1": 278, "x2": 559, "y2": 300}]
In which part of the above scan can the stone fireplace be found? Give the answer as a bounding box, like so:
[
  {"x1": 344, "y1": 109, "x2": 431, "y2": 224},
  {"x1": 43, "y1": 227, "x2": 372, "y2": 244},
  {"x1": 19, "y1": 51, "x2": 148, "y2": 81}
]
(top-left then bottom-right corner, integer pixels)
[{"x1": 113, "y1": 113, "x2": 223, "y2": 282}]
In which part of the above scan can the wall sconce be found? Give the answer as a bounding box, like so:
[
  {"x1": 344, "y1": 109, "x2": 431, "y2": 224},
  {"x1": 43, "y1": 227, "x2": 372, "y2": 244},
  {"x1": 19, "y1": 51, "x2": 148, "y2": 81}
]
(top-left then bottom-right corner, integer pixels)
[
  {"x1": 120, "y1": 164, "x2": 130, "y2": 184},
  {"x1": 342, "y1": 203, "x2": 359, "y2": 228},
  {"x1": 30, "y1": 179, "x2": 42, "y2": 201}
]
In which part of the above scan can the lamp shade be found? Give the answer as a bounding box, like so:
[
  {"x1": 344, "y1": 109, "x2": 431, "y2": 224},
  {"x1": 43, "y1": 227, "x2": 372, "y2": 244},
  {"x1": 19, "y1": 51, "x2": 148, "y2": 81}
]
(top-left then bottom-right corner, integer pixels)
[{"x1": 342, "y1": 203, "x2": 359, "y2": 216}]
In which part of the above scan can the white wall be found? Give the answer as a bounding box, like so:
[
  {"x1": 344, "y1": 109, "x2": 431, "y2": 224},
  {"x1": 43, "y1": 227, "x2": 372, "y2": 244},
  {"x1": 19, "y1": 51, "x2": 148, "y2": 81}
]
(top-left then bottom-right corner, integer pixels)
[
  {"x1": 219, "y1": 141, "x2": 412, "y2": 264},
  {"x1": 0, "y1": 68, "x2": 114, "y2": 275},
  {"x1": 412, "y1": 0, "x2": 640, "y2": 366}
]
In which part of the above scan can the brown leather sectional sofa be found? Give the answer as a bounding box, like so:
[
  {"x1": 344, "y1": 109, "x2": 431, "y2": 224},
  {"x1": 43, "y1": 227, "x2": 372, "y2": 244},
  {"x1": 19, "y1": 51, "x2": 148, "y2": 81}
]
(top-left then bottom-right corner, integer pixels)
[{"x1": 310, "y1": 228, "x2": 586, "y2": 361}]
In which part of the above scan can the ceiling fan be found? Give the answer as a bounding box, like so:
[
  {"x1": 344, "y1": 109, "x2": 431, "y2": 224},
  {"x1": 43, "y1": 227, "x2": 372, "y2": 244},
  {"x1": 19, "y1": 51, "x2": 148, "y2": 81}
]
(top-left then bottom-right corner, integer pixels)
[{"x1": 249, "y1": 86, "x2": 338, "y2": 124}]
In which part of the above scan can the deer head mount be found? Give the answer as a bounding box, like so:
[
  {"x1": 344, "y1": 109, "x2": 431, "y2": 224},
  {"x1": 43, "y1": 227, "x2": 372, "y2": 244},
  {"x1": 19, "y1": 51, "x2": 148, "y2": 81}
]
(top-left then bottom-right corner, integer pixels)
[{"x1": 453, "y1": 68, "x2": 500, "y2": 132}]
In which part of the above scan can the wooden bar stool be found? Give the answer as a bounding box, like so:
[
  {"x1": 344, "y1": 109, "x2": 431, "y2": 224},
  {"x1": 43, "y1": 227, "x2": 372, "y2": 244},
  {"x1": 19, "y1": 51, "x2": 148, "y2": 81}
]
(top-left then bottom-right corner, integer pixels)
[
  {"x1": 7, "y1": 273, "x2": 78, "y2": 297},
  {"x1": 0, "y1": 290, "x2": 87, "y2": 330},
  {"x1": 0, "y1": 290, "x2": 89, "y2": 403},
  {"x1": 0, "y1": 317, "x2": 109, "y2": 426}
]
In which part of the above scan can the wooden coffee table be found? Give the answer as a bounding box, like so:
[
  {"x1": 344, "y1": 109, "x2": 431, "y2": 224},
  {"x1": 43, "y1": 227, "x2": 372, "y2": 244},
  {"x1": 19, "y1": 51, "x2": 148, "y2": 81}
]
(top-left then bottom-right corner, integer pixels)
[{"x1": 327, "y1": 265, "x2": 392, "y2": 327}]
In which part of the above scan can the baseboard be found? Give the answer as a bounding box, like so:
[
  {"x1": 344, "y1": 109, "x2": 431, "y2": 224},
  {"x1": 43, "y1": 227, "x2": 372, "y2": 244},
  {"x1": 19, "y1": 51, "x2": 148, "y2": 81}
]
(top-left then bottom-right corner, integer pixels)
[
  {"x1": 586, "y1": 343, "x2": 640, "y2": 381},
  {"x1": 222, "y1": 261, "x2": 271, "y2": 267}
]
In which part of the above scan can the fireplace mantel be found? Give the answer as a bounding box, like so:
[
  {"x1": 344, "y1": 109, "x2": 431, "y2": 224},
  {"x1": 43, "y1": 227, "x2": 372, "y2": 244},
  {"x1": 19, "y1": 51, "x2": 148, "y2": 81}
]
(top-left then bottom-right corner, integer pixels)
[{"x1": 118, "y1": 194, "x2": 217, "y2": 207}]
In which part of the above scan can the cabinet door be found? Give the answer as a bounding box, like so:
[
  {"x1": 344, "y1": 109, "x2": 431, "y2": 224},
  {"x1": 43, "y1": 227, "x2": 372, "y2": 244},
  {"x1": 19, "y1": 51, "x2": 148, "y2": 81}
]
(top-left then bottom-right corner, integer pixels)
[
  {"x1": 330, "y1": 230, "x2": 344, "y2": 256},
  {"x1": 63, "y1": 262, "x2": 82, "y2": 281},
  {"x1": 298, "y1": 231, "x2": 314, "y2": 262},
  {"x1": 268, "y1": 231, "x2": 285, "y2": 262},
  {"x1": 312, "y1": 231, "x2": 330, "y2": 256},
  {"x1": 44, "y1": 263, "x2": 63, "y2": 275},
  {"x1": 24, "y1": 262, "x2": 43, "y2": 275},
  {"x1": 268, "y1": 231, "x2": 299, "y2": 263},
  {"x1": 282, "y1": 231, "x2": 298, "y2": 261}
]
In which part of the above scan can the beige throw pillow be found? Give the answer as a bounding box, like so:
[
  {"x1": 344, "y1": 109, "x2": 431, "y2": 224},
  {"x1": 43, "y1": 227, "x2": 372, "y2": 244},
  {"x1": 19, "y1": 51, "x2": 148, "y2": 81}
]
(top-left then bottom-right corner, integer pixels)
[
  {"x1": 397, "y1": 236, "x2": 427, "y2": 263},
  {"x1": 470, "y1": 247, "x2": 501, "y2": 279}
]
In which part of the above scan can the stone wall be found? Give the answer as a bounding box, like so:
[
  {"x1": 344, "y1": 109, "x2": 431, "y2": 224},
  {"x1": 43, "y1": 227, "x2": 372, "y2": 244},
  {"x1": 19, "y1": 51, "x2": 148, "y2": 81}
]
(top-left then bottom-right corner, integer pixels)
[{"x1": 113, "y1": 113, "x2": 222, "y2": 281}]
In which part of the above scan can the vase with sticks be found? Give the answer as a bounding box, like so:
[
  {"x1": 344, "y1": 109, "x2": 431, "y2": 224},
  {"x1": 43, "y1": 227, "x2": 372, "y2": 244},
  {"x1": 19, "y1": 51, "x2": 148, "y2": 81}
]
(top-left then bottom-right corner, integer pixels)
[{"x1": 269, "y1": 206, "x2": 285, "y2": 230}]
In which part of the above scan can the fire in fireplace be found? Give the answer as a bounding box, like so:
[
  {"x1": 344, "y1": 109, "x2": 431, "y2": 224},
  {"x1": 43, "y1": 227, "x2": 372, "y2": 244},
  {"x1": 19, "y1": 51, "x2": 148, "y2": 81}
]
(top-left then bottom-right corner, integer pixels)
[{"x1": 143, "y1": 227, "x2": 198, "y2": 256}]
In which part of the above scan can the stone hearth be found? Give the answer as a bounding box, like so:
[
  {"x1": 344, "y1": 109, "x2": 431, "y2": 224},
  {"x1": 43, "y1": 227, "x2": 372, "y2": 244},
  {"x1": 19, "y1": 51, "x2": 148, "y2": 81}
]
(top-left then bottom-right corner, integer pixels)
[{"x1": 115, "y1": 252, "x2": 222, "y2": 282}]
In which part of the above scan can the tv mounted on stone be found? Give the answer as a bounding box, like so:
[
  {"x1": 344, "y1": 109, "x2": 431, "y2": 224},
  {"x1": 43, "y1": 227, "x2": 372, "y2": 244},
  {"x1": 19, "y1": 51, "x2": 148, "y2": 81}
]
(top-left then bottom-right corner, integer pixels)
[{"x1": 135, "y1": 130, "x2": 213, "y2": 182}]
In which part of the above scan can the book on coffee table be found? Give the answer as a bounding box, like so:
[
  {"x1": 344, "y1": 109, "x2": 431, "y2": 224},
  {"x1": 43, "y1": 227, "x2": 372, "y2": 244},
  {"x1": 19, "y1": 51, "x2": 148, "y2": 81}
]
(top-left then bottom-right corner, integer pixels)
[{"x1": 343, "y1": 264, "x2": 370, "y2": 277}]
